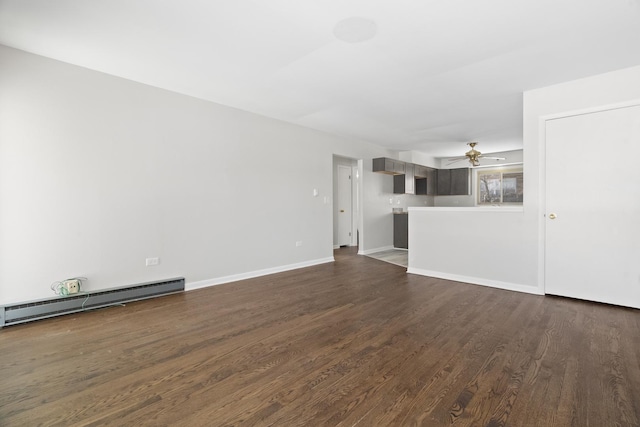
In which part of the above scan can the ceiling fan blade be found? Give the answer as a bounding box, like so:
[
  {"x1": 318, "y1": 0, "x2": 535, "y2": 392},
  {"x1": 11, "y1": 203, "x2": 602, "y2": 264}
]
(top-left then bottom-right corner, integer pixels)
[
  {"x1": 446, "y1": 156, "x2": 467, "y2": 161},
  {"x1": 446, "y1": 158, "x2": 469, "y2": 166},
  {"x1": 479, "y1": 156, "x2": 506, "y2": 161}
]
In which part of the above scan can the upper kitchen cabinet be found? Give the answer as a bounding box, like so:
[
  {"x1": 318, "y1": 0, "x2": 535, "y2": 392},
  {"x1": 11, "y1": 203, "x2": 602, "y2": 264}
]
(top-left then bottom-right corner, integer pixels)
[
  {"x1": 415, "y1": 166, "x2": 437, "y2": 195},
  {"x1": 414, "y1": 165, "x2": 428, "y2": 178},
  {"x1": 373, "y1": 158, "x2": 441, "y2": 195},
  {"x1": 437, "y1": 168, "x2": 470, "y2": 195},
  {"x1": 372, "y1": 157, "x2": 406, "y2": 175},
  {"x1": 393, "y1": 163, "x2": 415, "y2": 194}
]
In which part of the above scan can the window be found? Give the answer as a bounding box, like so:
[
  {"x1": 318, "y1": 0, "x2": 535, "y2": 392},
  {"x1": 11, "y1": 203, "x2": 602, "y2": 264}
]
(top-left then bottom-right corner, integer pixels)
[{"x1": 477, "y1": 167, "x2": 523, "y2": 205}]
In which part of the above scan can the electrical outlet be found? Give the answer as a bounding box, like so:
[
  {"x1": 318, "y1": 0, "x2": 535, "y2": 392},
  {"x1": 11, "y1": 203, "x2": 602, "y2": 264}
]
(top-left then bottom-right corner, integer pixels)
[
  {"x1": 146, "y1": 257, "x2": 159, "y2": 266},
  {"x1": 295, "y1": 241, "x2": 303, "y2": 247},
  {"x1": 64, "y1": 279, "x2": 80, "y2": 294}
]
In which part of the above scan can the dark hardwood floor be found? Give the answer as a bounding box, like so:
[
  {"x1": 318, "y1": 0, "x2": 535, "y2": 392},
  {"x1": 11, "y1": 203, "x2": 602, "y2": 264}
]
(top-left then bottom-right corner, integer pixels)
[{"x1": 2, "y1": 247, "x2": 640, "y2": 426}]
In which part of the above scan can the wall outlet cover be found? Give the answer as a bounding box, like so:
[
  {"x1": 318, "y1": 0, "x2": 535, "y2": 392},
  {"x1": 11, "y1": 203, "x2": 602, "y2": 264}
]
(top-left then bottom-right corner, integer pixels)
[{"x1": 63, "y1": 279, "x2": 80, "y2": 294}]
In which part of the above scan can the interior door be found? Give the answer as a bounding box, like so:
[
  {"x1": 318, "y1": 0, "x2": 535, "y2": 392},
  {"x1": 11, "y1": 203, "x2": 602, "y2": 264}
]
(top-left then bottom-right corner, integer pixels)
[
  {"x1": 337, "y1": 165, "x2": 352, "y2": 247},
  {"x1": 545, "y1": 104, "x2": 640, "y2": 308}
]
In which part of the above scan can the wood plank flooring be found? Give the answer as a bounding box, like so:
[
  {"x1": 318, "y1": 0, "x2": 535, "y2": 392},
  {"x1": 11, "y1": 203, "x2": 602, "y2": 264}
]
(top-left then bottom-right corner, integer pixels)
[{"x1": 2, "y1": 247, "x2": 640, "y2": 426}]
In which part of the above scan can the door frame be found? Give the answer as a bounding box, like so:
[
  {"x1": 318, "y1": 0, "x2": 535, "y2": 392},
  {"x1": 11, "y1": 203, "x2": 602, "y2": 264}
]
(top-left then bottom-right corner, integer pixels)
[
  {"x1": 332, "y1": 156, "x2": 362, "y2": 249},
  {"x1": 336, "y1": 164, "x2": 353, "y2": 247},
  {"x1": 538, "y1": 98, "x2": 640, "y2": 293}
]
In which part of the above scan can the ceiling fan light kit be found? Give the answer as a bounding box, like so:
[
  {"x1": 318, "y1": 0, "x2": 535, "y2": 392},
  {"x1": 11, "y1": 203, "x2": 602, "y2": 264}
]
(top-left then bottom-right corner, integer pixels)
[
  {"x1": 448, "y1": 142, "x2": 506, "y2": 167},
  {"x1": 465, "y1": 142, "x2": 482, "y2": 166}
]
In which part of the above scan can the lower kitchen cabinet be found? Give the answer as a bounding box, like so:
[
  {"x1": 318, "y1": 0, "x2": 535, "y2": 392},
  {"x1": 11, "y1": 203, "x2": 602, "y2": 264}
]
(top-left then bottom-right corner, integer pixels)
[{"x1": 393, "y1": 213, "x2": 408, "y2": 249}]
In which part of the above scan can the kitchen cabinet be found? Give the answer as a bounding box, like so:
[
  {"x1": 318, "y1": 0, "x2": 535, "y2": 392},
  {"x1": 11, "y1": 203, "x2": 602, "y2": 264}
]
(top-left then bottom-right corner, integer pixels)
[
  {"x1": 415, "y1": 167, "x2": 437, "y2": 195},
  {"x1": 437, "y1": 168, "x2": 470, "y2": 195},
  {"x1": 393, "y1": 213, "x2": 408, "y2": 249},
  {"x1": 393, "y1": 163, "x2": 415, "y2": 194},
  {"x1": 373, "y1": 158, "x2": 439, "y2": 196},
  {"x1": 414, "y1": 165, "x2": 429, "y2": 178},
  {"x1": 372, "y1": 157, "x2": 405, "y2": 175}
]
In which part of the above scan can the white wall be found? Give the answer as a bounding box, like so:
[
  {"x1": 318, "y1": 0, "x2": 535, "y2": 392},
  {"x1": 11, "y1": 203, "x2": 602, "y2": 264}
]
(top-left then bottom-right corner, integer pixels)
[
  {"x1": 523, "y1": 64, "x2": 640, "y2": 292},
  {"x1": 0, "y1": 45, "x2": 395, "y2": 304},
  {"x1": 408, "y1": 64, "x2": 640, "y2": 295},
  {"x1": 358, "y1": 151, "x2": 436, "y2": 254},
  {"x1": 359, "y1": 159, "x2": 396, "y2": 253},
  {"x1": 408, "y1": 207, "x2": 538, "y2": 294},
  {"x1": 398, "y1": 150, "x2": 438, "y2": 169}
]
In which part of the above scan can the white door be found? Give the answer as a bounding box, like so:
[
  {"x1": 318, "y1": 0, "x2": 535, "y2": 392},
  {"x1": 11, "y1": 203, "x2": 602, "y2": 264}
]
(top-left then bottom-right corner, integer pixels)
[
  {"x1": 337, "y1": 165, "x2": 352, "y2": 246},
  {"x1": 545, "y1": 104, "x2": 640, "y2": 308}
]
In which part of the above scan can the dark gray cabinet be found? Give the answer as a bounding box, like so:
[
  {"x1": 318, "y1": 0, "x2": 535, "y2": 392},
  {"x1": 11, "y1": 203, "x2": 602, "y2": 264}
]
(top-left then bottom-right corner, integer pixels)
[
  {"x1": 373, "y1": 158, "x2": 439, "y2": 196},
  {"x1": 415, "y1": 167, "x2": 437, "y2": 195},
  {"x1": 451, "y1": 168, "x2": 470, "y2": 195},
  {"x1": 393, "y1": 213, "x2": 408, "y2": 249},
  {"x1": 414, "y1": 165, "x2": 429, "y2": 178},
  {"x1": 372, "y1": 157, "x2": 405, "y2": 175},
  {"x1": 437, "y1": 168, "x2": 470, "y2": 195},
  {"x1": 393, "y1": 163, "x2": 415, "y2": 194}
]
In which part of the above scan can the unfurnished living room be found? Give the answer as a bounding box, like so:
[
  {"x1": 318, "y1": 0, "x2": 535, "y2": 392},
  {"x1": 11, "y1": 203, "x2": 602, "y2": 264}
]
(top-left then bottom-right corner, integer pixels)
[{"x1": 1, "y1": 1, "x2": 640, "y2": 426}]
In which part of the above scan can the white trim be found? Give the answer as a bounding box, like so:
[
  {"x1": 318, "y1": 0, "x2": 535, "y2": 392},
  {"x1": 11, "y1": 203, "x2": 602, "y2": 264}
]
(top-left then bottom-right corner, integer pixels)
[
  {"x1": 351, "y1": 164, "x2": 359, "y2": 247},
  {"x1": 473, "y1": 161, "x2": 523, "y2": 169},
  {"x1": 337, "y1": 164, "x2": 353, "y2": 247},
  {"x1": 537, "y1": 115, "x2": 548, "y2": 295},
  {"x1": 407, "y1": 267, "x2": 543, "y2": 295},
  {"x1": 540, "y1": 99, "x2": 640, "y2": 122},
  {"x1": 408, "y1": 206, "x2": 524, "y2": 213},
  {"x1": 537, "y1": 98, "x2": 640, "y2": 295},
  {"x1": 186, "y1": 257, "x2": 335, "y2": 291},
  {"x1": 333, "y1": 245, "x2": 340, "y2": 249},
  {"x1": 358, "y1": 245, "x2": 395, "y2": 255},
  {"x1": 356, "y1": 159, "x2": 364, "y2": 251}
]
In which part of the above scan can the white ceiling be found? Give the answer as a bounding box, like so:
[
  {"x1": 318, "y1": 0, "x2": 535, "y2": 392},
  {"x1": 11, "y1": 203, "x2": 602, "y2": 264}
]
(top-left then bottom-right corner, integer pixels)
[{"x1": 1, "y1": 0, "x2": 640, "y2": 156}]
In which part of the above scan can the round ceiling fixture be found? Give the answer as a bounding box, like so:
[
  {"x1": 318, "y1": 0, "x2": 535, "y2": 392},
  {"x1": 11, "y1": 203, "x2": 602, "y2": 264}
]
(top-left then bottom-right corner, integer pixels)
[{"x1": 333, "y1": 17, "x2": 377, "y2": 43}]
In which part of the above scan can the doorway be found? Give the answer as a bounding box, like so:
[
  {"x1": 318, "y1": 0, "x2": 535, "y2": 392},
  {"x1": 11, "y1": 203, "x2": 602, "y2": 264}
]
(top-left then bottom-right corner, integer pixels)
[
  {"x1": 544, "y1": 103, "x2": 640, "y2": 308},
  {"x1": 333, "y1": 156, "x2": 360, "y2": 249}
]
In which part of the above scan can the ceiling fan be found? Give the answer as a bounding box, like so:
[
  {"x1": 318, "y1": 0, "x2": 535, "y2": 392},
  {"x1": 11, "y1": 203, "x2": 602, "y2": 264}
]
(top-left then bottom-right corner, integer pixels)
[{"x1": 447, "y1": 142, "x2": 506, "y2": 167}]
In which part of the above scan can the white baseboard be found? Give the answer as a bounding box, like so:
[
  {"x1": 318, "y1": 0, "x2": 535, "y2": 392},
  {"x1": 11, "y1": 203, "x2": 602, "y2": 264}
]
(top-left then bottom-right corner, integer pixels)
[
  {"x1": 358, "y1": 245, "x2": 395, "y2": 256},
  {"x1": 407, "y1": 267, "x2": 543, "y2": 296},
  {"x1": 186, "y1": 257, "x2": 335, "y2": 291},
  {"x1": 335, "y1": 244, "x2": 358, "y2": 250}
]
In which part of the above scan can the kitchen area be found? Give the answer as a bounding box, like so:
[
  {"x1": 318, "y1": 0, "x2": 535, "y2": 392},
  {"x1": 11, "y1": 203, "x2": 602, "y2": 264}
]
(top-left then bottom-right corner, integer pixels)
[
  {"x1": 370, "y1": 152, "x2": 530, "y2": 296},
  {"x1": 372, "y1": 156, "x2": 471, "y2": 251}
]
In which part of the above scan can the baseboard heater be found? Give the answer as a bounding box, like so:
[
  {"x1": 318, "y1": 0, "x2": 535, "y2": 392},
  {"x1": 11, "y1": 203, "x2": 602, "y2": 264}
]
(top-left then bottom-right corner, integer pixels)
[{"x1": 0, "y1": 277, "x2": 184, "y2": 328}]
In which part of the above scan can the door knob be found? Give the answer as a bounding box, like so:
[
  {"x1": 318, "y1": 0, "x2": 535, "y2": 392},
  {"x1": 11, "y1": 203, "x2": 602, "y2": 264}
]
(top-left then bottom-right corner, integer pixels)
[
  {"x1": 340, "y1": 209, "x2": 345, "y2": 213},
  {"x1": 549, "y1": 213, "x2": 557, "y2": 219}
]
